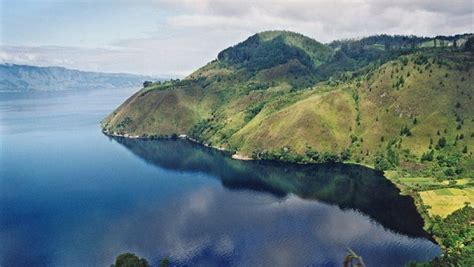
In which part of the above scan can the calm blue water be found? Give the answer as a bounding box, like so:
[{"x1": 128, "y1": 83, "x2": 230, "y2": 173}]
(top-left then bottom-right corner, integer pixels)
[{"x1": 0, "y1": 89, "x2": 440, "y2": 266}]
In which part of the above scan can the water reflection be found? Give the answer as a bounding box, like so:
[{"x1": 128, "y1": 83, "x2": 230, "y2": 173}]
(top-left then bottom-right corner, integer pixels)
[
  {"x1": 112, "y1": 137, "x2": 430, "y2": 239},
  {"x1": 108, "y1": 137, "x2": 440, "y2": 266},
  {"x1": 0, "y1": 89, "x2": 440, "y2": 267}
]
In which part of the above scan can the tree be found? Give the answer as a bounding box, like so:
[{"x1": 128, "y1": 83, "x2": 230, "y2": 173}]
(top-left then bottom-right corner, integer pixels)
[
  {"x1": 374, "y1": 153, "x2": 390, "y2": 171},
  {"x1": 462, "y1": 146, "x2": 468, "y2": 153},
  {"x1": 112, "y1": 253, "x2": 149, "y2": 267},
  {"x1": 400, "y1": 125, "x2": 412, "y2": 136},
  {"x1": 427, "y1": 206, "x2": 474, "y2": 266},
  {"x1": 386, "y1": 146, "x2": 399, "y2": 167},
  {"x1": 464, "y1": 36, "x2": 474, "y2": 52},
  {"x1": 143, "y1": 81, "x2": 153, "y2": 88},
  {"x1": 321, "y1": 151, "x2": 340, "y2": 163},
  {"x1": 437, "y1": 137, "x2": 447, "y2": 149},
  {"x1": 444, "y1": 168, "x2": 455, "y2": 177},
  {"x1": 160, "y1": 258, "x2": 170, "y2": 267},
  {"x1": 340, "y1": 148, "x2": 352, "y2": 161},
  {"x1": 421, "y1": 150, "x2": 434, "y2": 162}
]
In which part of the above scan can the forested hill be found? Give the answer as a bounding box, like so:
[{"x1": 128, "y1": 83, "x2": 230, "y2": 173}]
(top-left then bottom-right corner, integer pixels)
[
  {"x1": 102, "y1": 30, "x2": 474, "y2": 265},
  {"x1": 103, "y1": 30, "x2": 473, "y2": 174},
  {"x1": 0, "y1": 64, "x2": 153, "y2": 92},
  {"x1": 103, "y1": 31, "x2": 473, "y2": 160}
]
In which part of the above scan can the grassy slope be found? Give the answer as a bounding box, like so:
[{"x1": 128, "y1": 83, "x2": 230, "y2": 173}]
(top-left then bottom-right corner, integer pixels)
[
  {"x1": 102, "y1": 32, "x2": 474, "y2": 178},
  {"x1": 229, "y1": 89, "x2": 356, "y2": 154},
  {"x1": 102, "y1": 31, "x2": 474, "y2": 265},
  {"x1": 358, "y1": 52, "x2": 474, "y2": 164},
  {"x1": 103, "y1": 51, "x2": 473, "y2": 165}
]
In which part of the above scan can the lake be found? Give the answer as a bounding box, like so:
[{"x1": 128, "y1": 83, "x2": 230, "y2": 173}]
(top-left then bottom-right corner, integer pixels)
[{"x1": 0, "y1": 88, "x2": 440, "y2": 266}]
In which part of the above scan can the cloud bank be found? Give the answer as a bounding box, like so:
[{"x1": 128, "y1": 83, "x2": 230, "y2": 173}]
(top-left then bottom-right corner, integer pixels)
[{"x1": 1, "y1": 0, "x2": 473, "y2": 76}]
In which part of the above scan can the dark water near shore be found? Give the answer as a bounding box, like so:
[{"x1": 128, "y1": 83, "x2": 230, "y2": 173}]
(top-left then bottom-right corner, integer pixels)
[{"x1": 0, "y1": 89, "x2": 440, "y2": 266}]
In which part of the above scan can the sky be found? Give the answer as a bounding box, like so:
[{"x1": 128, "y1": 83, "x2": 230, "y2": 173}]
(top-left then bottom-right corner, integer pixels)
[{"x1": 1, "y1": 0, "x2": 473, "y2": 77}]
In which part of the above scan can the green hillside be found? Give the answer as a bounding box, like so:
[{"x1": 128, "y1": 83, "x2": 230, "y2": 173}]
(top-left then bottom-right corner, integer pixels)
[
  {"x1": 102, "y1": 31, "x2": 473, "y2": 171},
  {"x1": 102, "y1": 30, "x2": 474, "y2": 265}
]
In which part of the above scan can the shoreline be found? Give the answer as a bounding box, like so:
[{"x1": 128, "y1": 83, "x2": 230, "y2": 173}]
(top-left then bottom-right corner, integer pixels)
[
  {"x1": 102, "y1": 130, "x2": 378, "y2": 166},
  {"x1": 101, "y1": 128, "x2": 447, "y2": 248},
  {"x1": 102, "y1": 130, "x2": 256, "y2": 161}
]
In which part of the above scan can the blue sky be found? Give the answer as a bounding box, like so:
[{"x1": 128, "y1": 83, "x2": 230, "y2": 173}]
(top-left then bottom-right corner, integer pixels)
[
  {"x1": 2, "y1": 0, "x2": 163, "y2": 47},
  {"x1": 1, "y1": 0, "x2": 473, "y2": 77}
]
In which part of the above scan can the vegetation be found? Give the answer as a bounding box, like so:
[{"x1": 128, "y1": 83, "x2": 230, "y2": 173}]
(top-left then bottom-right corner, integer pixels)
[
  {"x1": 143, "y1": 81, "x2": 153, "y2": 88},
  {"x1": 420, "y1": 188, "x2": 473, "y2": 217},
  {"x1": 103, "y1": 30, "x2": 474, "y2": 265},
  {"x1": 111, "y1": 253, "x2": 149, "y2": 267},
  {"x1": 111, "y1": 253, "x2": 170, "y2": 267},
  {"x1": 426, "y1": 206, "x2": 474, "y2": 266}
]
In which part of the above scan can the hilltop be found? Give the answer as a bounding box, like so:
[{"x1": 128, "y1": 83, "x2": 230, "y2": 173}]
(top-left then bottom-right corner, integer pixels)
[
  {"x1": 102, "y1": 31, "x2": 473, "y2": 167},
  {"x1": 102, "y1": 30, "x2": 474, "y2": 265},
  {"x1": 0, "y1": 64, "x2": 153, "y2": 92}
]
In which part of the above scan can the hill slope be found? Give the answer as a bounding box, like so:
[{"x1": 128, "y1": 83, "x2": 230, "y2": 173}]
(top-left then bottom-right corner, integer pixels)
[
  {"x1": 103, "y1": 31, "x2": 473, "y2": 171},
  {"x1": 103, "y1": 30, "x2": 474, "y2": 265},
  {"x1": 0, "y1": 64, "x2": 152, "y2": 92}
]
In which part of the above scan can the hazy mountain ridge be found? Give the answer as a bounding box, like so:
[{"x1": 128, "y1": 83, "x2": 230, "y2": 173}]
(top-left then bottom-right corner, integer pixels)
[{"x1": 0, "y1": 64, "x2": 153, "y2": 92}]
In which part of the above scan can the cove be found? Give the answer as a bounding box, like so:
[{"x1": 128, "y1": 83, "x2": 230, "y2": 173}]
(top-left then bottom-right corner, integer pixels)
[
  {"x1": 109, "y1": 136, "x2": 440, "y2": 266},
  {"x1": 0, "y1": 89, "x2": 440, "y2": 266}
]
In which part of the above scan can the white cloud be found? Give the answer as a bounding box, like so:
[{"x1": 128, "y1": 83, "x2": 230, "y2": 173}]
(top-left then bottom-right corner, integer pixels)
[
  {"x1": 1, "y1": 0, "x2": 473, "y2": 76},
  {"x1": 163, "y1": 0, "x2": 473, "y2": 41},
  {"x1": 86, "y1": 189, "x2": 438, "y2": 266}
]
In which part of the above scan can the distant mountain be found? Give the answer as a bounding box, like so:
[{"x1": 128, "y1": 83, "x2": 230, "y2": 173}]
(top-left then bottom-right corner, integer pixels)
[{"x1": 0, "y1": 64, "x2": 154, "y2": 92}]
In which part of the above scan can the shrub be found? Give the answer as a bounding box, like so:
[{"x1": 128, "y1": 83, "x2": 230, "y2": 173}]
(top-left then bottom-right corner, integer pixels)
[
  {"x1": 116, "y1": 117, "x2": 133, "y2": 132},
  {"x1": 112, "y1": 253, "x2": 149, "y2": 267},
  {"x1": 351, "y1": 135, "x2": 358, "y2": 143},
  {"x1": 244, "y1": 102, "x2": 266, "y2": 122},
  {"x1": 386, "y1": 146, "x2": 399, "y2": 168},
  {"x1": 305, "y1": 147, "x2": 320, "y2": 162},
  {"x1": 437, "y1": 137, "x2": 447, "y2": 149},
  {"x1": 374, "y1": 153, "x2": 390, "y2": 171},
  {"x1": 421, "y1": 150, "x2": 434, "y2": 162},
  {"x1": 444, "y1": 168, "x2": 455, "y2": 177},
  {"x1": 455, "y1": 167, "x2": 464, "y2": 175},
  {"x1": 400, "y1": 125, "x2": 412, "y2": 136},
  {"x1": 340, "y1": 148, "x2": 352, "y2": 161},
  {"x1": 427, "y1": 206, "x2": 474, "y2": 266},
  {"x1": 160, "y1": 258, "x2": 170, "y2": 267},
  {"x1": 321, "y1": 151, "x2": 340, "y2": 163},
  {"x1": 143, "y1": 81, "x2": 153, "y2": 88}
]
